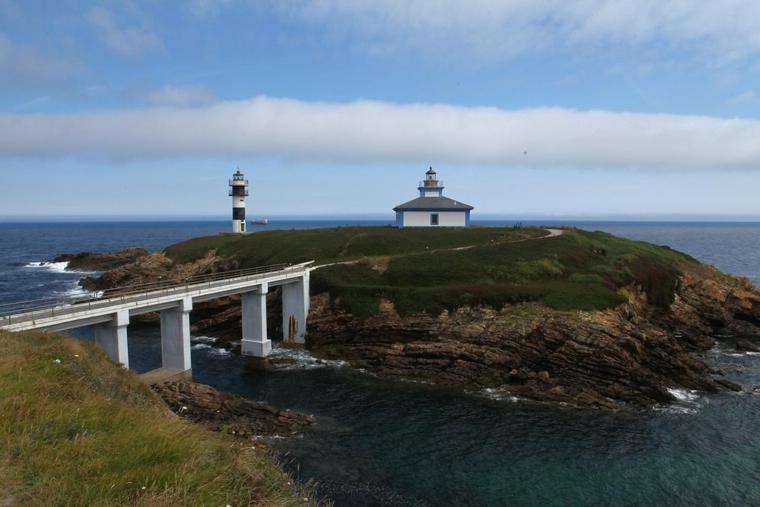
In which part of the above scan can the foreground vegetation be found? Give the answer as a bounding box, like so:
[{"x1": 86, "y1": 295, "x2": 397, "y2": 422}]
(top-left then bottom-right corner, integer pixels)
[
  {"x1": 166, "y1": 226, "x2": 697, "y2": 319},
  {"x1": 0, "y1": 330, "x2": 308, "y2": 506}
]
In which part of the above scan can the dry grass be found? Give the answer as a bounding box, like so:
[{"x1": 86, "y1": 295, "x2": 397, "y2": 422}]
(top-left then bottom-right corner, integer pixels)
[{"x1": 0, "y1": 330, "x2": 314, "y2": 506}]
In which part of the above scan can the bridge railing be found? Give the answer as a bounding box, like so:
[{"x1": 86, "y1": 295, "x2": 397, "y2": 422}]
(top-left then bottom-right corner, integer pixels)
[{"x1": 0, "y1": 261, "x2": 313, "y2": 326}]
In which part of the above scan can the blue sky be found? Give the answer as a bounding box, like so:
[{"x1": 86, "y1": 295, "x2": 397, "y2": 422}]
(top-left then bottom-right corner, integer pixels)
[{"x1": 2, "y1": 0, "x2": 760, "y2": 219}]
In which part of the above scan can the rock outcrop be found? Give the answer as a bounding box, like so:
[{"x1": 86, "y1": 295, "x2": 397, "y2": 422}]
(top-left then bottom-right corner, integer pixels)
[
  {"x1": 304, "y1": 262, "x2": 759, "y2": 409},
  {"x1": 73, "y1": 242, "x2": 760, "y2": 411},
  {"x1": 152, "y1": 380, "x2": 313, "y2": 438},
  {"x1": 54, "y1": 247, "x2": 149, "y2": 272},
  {"x1": 79, "y1": 251, "x2": 225, "y2": 293}
]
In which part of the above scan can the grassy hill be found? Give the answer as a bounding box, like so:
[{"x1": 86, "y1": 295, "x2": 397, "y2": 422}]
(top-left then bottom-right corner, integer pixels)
[
  {"x1": 0, "y1": 330, "x2": 309, "y2": 506},
  {"x1": 165, "y1": 226, "x2": 697, "y2": 319}
]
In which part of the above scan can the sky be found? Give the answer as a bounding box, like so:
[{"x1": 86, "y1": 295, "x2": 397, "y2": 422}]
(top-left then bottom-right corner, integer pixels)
[{"x1": 2, "y1": 0, "x2": 760, "y2": 220}]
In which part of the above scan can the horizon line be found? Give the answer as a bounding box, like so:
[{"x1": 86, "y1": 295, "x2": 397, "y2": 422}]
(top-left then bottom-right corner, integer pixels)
[{"x1": 4, "y1": 214, "x2": 760, "y2": 224}]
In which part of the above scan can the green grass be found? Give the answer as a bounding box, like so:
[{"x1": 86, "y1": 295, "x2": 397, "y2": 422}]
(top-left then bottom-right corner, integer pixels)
[
  {"x1": 0, "y1": 330, "x2": 311, "y2": 506},
  {"x1": 166, "y1": 226, "x2": 697, "y2": 319},
  {"x1": 165, "y1": 225, "x2": 544, "y2": 266}
]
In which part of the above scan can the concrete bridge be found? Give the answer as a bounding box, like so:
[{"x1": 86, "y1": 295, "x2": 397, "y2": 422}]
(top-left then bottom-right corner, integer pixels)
[{"x1": 0, "y1": 262, "x2": 313, "y2": 374}]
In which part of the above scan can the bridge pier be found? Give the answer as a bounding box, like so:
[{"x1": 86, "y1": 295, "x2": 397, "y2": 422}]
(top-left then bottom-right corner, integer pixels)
[
  {"x1": 241, "y1": 282, "x2": 270, "y2": 357},
  {"x1": 282, "y1": 272, "x2": 309, "y2": 344},
  {"x1": 160, "y1": 297, "x2": 193, "y2": 371},
  {"x1": 94, "y1": 310, "x2": 130, "y2": 368}
]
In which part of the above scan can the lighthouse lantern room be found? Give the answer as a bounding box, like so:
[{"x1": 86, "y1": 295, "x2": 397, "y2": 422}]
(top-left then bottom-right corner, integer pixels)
[{"x1": 229, "y1": 169, "x2": 249, "y2": 233}]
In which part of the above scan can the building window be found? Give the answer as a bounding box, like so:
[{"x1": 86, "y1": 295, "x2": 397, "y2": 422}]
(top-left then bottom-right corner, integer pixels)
[{"x1": 430, "y1": 213, "x2": 439, "y2": 226}]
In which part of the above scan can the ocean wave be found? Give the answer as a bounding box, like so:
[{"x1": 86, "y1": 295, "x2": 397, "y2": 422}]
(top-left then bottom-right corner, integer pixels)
[
  {"x1": 25, "y1": 261, "x2": 70, "y2": 273},
  {"x1": 55, "y1": 282, "x2": 103, "y2": 300},
  {"x1": 268, "y1": 346, "x2": 347, "y2": 370},
  {"x1": 667, "y1": 388, "x2": 700, "y2": 402},
  {"x1": 24, "y1": 260, "x2": 99, "y2": 275},
  {"x1": 479, "y1": 387, "x2": 522, "y2": 403},
  {"x1": 192, "y1": 336, "x2": 218, "y2": 344},
  {"x1": 653, "y1": 388, "x2": 703, "y2": 415}
]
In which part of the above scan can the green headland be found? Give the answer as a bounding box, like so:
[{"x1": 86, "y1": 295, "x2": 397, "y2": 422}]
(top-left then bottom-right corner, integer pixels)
[{"x1": 165, "y1": 225, "x2": 696, "y2": 319}]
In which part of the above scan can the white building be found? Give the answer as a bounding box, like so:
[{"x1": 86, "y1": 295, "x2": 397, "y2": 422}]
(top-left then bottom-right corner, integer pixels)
[{"x1": 393, "y1": 168, "x2": 474, "y2": 228}]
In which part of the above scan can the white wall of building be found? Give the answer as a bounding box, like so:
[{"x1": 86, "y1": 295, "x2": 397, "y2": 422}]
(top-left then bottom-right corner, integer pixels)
[{"x1": 401, "y1": 211, "x2": 467, "y2": 227}]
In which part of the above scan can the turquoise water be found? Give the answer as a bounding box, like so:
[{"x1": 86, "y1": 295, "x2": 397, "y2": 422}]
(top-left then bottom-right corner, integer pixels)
[{"x1": 3, "y1": 220, "x2": 760, "y2": 505}]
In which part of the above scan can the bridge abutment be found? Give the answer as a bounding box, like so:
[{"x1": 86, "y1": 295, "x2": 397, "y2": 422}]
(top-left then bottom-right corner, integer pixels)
[
  {"x1": 94, "y1": 309, "x2": 130, "y2": 368},
  {"x1": 160, "y1": 297, "x2": 193, "y2": 371},
  {"x1": 241, "y1": 282, "x2": 271, "y2": 357},
  {"x1": 282, "y1": 272, "x2": 309, "y2": 344}
]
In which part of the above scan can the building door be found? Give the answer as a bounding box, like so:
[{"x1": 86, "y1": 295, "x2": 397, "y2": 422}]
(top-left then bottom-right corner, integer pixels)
[{"x1": 430, "y1": 213, "x2": 439, "y2": 226}]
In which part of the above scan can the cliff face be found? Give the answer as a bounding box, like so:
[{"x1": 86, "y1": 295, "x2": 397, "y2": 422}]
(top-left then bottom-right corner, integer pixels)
[{"x1": 305, "y1": 263, "x2": 759, "y2": 409}]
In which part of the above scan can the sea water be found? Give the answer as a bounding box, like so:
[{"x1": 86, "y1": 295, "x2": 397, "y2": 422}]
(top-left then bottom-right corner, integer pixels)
[{"x1": 2, "y1": 220, "x2": 760, "y2": 506}]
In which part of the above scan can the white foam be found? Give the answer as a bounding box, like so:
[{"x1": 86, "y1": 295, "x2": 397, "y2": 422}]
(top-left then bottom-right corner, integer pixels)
[
  {"x1": 62, "y1": 286, "x2": 90, "y2": 297},
  {"x1": 208, "y1": 347, "x2": 231, "y2": 356},
  {"x1": 656, "y1": 405, "x2": 699, "y2": 415},
  {"x1": 268, "y1": 346, "x2": 347, "y2": 370},
  {"x1": 192, "y1": 336, "x2": 217, "y2": 344},
  {"x1": 654, "y1": 388, "x2": 703, "y2": 415},
  {"x1": 25, "y1": 261, "x2": 70, "y2": 273},
  {"x1": 480, "y1": 387, "x2": 522, "y2": 402},
  {"x1": 667, "y1": 388, "x2": 700, "y2": 402},
  {"x1": 192, "y1": 343, "x2": 211, "y2": 350},
  {"x1": 56, "y1": 282, "x2": 102, "y2": 300}
]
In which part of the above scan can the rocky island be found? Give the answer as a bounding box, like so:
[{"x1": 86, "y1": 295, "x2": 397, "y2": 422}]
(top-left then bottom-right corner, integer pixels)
[{"x1": 65, "y1": 226, "x2": 760, "y2": 410}]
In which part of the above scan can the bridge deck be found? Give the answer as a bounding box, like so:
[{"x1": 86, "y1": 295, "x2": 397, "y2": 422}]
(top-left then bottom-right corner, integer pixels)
[{"x1": 0, "y1": 262, "x2": 313, "y2": 332}]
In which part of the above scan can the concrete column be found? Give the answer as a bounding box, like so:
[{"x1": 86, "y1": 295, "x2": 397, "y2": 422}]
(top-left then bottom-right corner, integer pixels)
[
  {"x1": 94, "y1": 310, "x2": 130, "y2": 368},
  {"x1": 160, "y1": 297, "x2": 193, "y2": 371},
  {"x1": 282, "y1": 272, "x2": 310, "y2": 344},
  {"x1": 241, "y1": 282, "x2": 271, "y2": 357}
]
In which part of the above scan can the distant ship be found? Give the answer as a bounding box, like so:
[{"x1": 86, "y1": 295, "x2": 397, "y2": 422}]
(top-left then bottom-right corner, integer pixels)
[{"x1": 249, "y1": 218, "x2": 269, "y2": 225}]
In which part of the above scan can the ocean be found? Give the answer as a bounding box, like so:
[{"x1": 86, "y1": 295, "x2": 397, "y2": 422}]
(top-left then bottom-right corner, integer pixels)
[{"x1": 2, "y1": 220, "x2": 760, "y2": 506}]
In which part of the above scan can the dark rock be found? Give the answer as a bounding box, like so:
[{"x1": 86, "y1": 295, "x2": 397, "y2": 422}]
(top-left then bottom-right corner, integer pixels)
[
  {"x1": 735, "y1": 339, "x2": 760, "y2": 353},
  {"x1": 54, "y1": 247, "x2": 148, "y2": 272},
  {"x1": 151, "y1": 380, "x2": 313, "y2": 438}
]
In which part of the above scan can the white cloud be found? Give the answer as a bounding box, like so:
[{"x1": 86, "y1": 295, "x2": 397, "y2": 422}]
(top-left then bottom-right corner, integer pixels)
[
  {"x1": 273, "y1": 0, "x2": 760, "y2": 63},
  {"x1": 0, "y1": 33, "x2": 78, "y2": 87},
  {"x1": 1, "y1": 96, "x2": 760, "y2": 170},
  {"x1": 145, "y1": 85, "x2": 217, "y2": 106},
  {"x1": 86, "y1": 6, "x2": 163, "y2": 57}
]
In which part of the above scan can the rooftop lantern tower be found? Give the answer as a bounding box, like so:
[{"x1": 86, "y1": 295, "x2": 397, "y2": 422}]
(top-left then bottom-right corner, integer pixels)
[
  {"x1": 419, "y1": 167, "x2": 444, "y2": 197},
  {"x1": 229, "y1": 169, "x2": 249, "y2": 233}
]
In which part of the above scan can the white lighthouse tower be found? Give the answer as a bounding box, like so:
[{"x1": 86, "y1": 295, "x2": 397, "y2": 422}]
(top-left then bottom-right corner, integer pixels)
[{"x1": 229, "y1": 169, "x2": 248, "y2": 233}]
